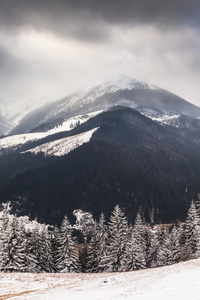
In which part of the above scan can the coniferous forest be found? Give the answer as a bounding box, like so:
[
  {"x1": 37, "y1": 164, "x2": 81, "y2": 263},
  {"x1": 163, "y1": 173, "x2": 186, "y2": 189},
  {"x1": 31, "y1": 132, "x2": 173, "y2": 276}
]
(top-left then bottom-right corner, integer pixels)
[{"x1": 0, "y1": 198, "x2": 200, "y2": 273}]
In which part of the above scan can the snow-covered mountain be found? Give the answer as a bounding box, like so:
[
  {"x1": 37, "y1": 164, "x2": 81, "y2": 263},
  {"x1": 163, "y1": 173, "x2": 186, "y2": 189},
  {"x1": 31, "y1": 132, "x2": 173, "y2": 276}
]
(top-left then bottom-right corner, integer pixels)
[
  {"x1": 1, "y1": 76, "x2": 200, "y2": 226},
  {"x1": 10, "y1": 75, "x2": 200, "y2": 135}
]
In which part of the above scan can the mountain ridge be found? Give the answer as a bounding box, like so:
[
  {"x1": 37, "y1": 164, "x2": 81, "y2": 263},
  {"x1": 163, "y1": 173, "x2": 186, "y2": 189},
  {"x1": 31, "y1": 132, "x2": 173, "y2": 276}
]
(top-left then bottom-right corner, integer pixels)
[
  {"x1": 9, "y1": 76, "x2": 200, "y2": 135},
  {"x1": 1, "y1": 76, "x2": 200, "y2": 225},
  {"x1": 0, "y1": 106, "x2": 199, "y2": 225}
]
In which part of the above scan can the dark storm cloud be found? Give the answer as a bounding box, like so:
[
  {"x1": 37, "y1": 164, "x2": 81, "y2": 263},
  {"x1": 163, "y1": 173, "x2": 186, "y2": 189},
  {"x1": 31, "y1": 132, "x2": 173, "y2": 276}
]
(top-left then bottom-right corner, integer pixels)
[
  {"x1": 0, "y1": 0, "x2": 200, "y2": 41},
  {"x1": 0, "y1": 0, "x2": 200, "y2": 109}
]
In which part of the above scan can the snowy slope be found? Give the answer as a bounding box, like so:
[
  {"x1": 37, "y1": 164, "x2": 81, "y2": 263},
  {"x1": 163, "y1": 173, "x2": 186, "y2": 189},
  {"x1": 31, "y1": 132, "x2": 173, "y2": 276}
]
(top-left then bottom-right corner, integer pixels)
[
  {"x1": 23, "y1": 128, "x2": 98, "y2": 157},
  {"x1": 0, "y1": 258, "x2": 200, "y2": 299},
  {"x1": 0, "y1": 132, "x2": 49, "y2": 151},
  {"x1": 46, "y1": 110, "x2": 102, "y2": 133},
  {"x1": 0, "y1": 111, "x2": 101, "y2": 152}
]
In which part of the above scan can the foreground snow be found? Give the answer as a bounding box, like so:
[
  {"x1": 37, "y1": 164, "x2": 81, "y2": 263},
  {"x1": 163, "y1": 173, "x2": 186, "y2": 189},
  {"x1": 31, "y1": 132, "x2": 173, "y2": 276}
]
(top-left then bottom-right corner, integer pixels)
[{"x1": 0, "y1": 259, "x2": 200, "y2": 299}]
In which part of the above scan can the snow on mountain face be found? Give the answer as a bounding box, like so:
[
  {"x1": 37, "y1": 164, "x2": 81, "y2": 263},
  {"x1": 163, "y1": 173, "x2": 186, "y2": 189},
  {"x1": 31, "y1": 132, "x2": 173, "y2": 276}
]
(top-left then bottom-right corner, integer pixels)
[
  {"x1": 8, "y1": 75, "x2": 200, "y2": 136},
  {"x1": 23, "y1": 128, "x2": 98, "y2": 157},
  {"x1": 10, "y1": 76, "x2": 162, "y2": 135},
  {"x1": 100, "y1": 75, "x2": 159, "y2": 92},
  {"x1": 0, "y1": 111, "x2": 101, "y2": 153},
  {"x1": 0, "y1": 132, "x2": 49, "y2": 152},
  {"x1": 48, "y1": 76, "x2": 159, "y2": 115},
  {"x1": 34, "y1": 110, "x2": 103, "y2": 133},
  {"x1": 151, "y1": 114, "x2": 181, "y2": 126},
  {"x1": 137, "y1": 107, "x2": 181, "y2": 126}
]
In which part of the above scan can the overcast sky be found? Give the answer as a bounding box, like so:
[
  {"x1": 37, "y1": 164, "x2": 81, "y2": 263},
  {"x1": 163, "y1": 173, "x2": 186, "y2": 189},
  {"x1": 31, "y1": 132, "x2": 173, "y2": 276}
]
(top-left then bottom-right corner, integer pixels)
[{"x1": 0, "y1": 0, "x2": 200, "y2": 113}]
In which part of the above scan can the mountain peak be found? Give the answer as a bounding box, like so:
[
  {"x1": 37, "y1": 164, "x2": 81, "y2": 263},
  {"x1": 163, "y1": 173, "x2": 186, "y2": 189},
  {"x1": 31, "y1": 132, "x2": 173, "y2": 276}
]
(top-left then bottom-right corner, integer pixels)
[{"x1": 96, "y1": 75, "x2": 159, "y2": 94}]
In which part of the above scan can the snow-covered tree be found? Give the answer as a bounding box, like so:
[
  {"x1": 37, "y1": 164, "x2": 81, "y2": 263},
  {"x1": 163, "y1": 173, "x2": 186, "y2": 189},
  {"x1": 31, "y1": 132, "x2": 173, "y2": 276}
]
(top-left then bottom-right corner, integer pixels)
[
  {"x1": 86, "y1": 213, "x2": 108, "y2": 273},
  {"x1": 96, "y1": 213, "x2": 108, "y2": 272},
  {"x1": 122, "y1": 225, "x2": 146, "y2": 271},
  {"x1": 25, "y1": 222, "x2": 41, "y2": 272},
  {"x1": 0, "y1": 203, "x2": 11, "y2": 271},
  {"x1": 2, "y1": 216, "x2": 27, "y2": 272},
  {"x1": 169, "y1": 226, "x2": 182, "y2": 263},
  {"x1": 122, "y1": 213, "x2": 147, "y2": 271},
  {"x1": 101, "y1": 205, "x2": 129, "y2": 272},
  {"x1": 156, "y1": 226, "x2": 181, "y2": 267},
  {"x1": 185, "y1": 200, "x2": 200, "y2": 258},
  {"x1": 56, "y1": 215, "x2": 79, "y2": 272},
  {"x1": 196, "y1": 194, "x2": 200, "y2": 217},
  {"x1": 49, "y1": 226, "x2": 60, "y2": 272},
  {"x1": 86, "y1": 221, "x2": 99, "y2": 272},
  {"x1": 145, "y1": 227, "x2": 160, "y2": 268},
  {"x1": 37, "y1": 225, "x2": 52, "y2": 272},
  {"x1": 132, "y1": 212, "x2": 147, "y2": 268}
]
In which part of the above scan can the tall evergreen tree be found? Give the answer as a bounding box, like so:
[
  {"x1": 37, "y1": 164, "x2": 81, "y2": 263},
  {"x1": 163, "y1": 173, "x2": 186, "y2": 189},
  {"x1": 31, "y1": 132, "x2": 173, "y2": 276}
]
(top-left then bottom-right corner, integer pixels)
[
  {"x1": 0, "y1": 204, "x2": 11, "y2": 271},
  {"x1": 156, "y1": 227, "x2": 181, "y2": 267},
  {"x1": 56, "y1": 215, "x2": 78, "y2": 272},
  {"x1": 96, "y1": 213, "x2": 108, "y2": 272},
  {"x1": 26, "y1": 222, "x2": 41, "y2": 272},
  {"x1": 37, "y1": 225, "x2": 52, "y2": 272},
  {"x1": 196, "y1": 194, "x2": 200, "y2": 217},
  {"x1": 132, "y1": 212, "x2": 147, "y2": 268},
  {"x1": 49, "y1": 226, "x2": 60, "y2": 273},
  {"x1": 3, "y1": 216, "x2": 27, "y2": 272},
  {"x1": 86, "y1": 221, "x2": 99, "y2": 273},
  {"x1": 169, "y1": 226, "x2": 182, "y2": 263},
  {"x1": 145, "y1": 227, "x2": 160, "y2": 268},
  {"x1": 156, "y1": 229, "x2": 172, "y2": 266},
  {"x1": 101, "y1": 205, "x2": 129, "y2": 272},
  {"x1": 122, "y1": 225, "x2": 146, "y2": 271},
  {"x1": 185, "y1": 200, "x2": 200, "y2": 258},
  {"x1": 86, "y1": 214, "x2": 108, "y2": 273}
]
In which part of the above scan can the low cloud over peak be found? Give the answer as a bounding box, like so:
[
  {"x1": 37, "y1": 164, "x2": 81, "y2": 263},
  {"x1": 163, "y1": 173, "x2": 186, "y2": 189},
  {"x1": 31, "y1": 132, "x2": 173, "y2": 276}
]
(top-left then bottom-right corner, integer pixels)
[{"x1": 0, "y1": 0, "x2": 200, "y2": 113}]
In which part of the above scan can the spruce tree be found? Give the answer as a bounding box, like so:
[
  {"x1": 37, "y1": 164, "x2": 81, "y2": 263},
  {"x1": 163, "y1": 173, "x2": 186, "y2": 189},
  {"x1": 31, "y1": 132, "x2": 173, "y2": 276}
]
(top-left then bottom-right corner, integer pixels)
[
  {"x1": 26, "y1": 222, "x2": 41, "y2": 272},
  {"x1": 101, "y1": 205, "x2": 129, "y2": 272},
  {"x1": 185, "y1": 200, "x2": 200, "y2": 258},
  {"x1": 156, "y1": 229, "x2": 174, "y2": 266},
  {"x1": 145, "y1": 227, "x2": 160, "y2": 268},
  {"x1": 3, "y1": 216, "x2": 27, "y2": 272},
  {"x1": 122, "y1": 225, "x2": 146, "y2": 271},
  {"x1": 96, "y1": 213, "x2": 108, "y2": 272},
  {"x1": 87, "y1": 214, "x2": 108, "y2": 273},
  {"x1": 132, "y1": 212, "x2": 147, "y2": 269},
  {"x1": 50, "y1": 226, "x2": 60, "y2": 273},
  {"x1": 56, "y1": 215, "x2": 78, "y2": 272},
  {"x1": 86, "y1": 221, "x2": 99, "y2": 273},
  {"x1": 37, "y1": 225, "x2": 52, "y2": 272}
]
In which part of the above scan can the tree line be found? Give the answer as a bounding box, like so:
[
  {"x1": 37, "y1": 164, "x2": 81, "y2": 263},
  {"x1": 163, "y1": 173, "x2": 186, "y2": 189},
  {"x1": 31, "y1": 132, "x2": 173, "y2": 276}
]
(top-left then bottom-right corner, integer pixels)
[{"x1": 0, "y1": 198, "x2": 200, "y2": 273}]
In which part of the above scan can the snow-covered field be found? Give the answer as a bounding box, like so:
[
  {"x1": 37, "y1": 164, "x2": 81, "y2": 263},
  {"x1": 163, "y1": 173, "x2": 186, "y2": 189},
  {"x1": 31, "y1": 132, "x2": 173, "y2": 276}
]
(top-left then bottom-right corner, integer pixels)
[{"x1": 0, "y1": 258, "x2": 200, "y2": 300}]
